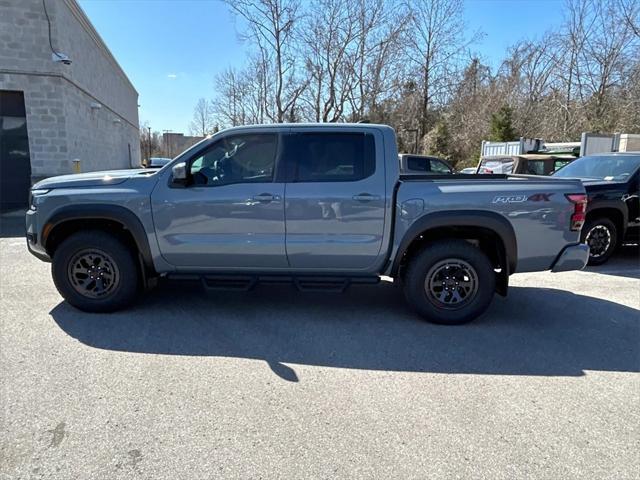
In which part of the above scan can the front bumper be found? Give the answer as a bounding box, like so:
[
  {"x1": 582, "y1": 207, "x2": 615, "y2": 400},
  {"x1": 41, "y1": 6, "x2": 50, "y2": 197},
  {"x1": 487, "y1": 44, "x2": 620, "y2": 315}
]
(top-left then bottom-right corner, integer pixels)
[
  {"x1": 25, "y1": 208, "x2": 51, "y2": 262},
  {"x1": 551, "y1": 243, "x2": 590, "y2": 273}
]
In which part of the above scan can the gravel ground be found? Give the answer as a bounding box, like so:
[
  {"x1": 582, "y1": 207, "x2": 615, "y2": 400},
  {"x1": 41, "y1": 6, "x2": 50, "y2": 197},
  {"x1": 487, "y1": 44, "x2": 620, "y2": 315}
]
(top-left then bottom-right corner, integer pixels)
[{"x1": 1, "y1": 228, "x2": 639, "y2": 479}]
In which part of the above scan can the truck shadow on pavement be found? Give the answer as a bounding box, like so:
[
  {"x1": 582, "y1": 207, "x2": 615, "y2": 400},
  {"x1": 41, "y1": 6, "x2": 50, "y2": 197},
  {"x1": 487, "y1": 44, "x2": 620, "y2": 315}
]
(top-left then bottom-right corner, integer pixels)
[{"x1": 49, "y1": 282, "x2": 640, "y2": 381}]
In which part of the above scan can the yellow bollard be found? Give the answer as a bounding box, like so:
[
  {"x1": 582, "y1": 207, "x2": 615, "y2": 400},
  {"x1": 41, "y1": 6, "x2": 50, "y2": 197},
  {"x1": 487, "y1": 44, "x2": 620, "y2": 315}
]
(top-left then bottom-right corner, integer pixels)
[{"x1": 72, "y1": 159, "x2": 81, "y2": 173}]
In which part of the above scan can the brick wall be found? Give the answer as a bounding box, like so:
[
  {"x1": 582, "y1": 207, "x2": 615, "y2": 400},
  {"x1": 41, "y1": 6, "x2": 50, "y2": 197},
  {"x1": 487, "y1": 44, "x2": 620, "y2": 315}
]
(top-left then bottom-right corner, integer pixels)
[{"x1": 0, "y1": 73, "x2": 69, "y2": 175}]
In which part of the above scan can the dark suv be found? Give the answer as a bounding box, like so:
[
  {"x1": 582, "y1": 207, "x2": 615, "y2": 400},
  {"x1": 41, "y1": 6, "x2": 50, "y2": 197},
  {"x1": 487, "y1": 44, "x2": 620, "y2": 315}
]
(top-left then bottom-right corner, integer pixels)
[{"x1": 553, "y1": 152, "x2": 640, "y2": 264}]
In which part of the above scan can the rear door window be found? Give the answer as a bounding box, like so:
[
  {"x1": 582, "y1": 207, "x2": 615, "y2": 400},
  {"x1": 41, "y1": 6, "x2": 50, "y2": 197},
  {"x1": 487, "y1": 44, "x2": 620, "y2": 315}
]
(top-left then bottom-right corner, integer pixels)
[{"x1": 288, "y1": 132, "x2": 375, "y2": 182}]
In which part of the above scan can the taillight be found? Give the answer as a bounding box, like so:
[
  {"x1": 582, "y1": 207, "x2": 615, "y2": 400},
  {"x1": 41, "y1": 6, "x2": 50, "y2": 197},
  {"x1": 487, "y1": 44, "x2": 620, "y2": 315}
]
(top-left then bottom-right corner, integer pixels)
[{"x1": 565, "y1": 194, "x2": 587, "y2": 231}]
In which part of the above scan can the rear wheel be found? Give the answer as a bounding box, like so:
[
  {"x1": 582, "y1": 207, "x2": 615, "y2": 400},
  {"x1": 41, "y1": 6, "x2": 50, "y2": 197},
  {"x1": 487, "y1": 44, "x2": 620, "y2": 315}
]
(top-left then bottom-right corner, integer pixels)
[
  {"x1": 582, "y1": 217, "x2": 617, "y2": 265},
  {"x1": 403, "y1": 240, "x2": 496, "y2": 325},
  {"x1": 52, "y1": 230, "x2": 139, "y2": 312}
]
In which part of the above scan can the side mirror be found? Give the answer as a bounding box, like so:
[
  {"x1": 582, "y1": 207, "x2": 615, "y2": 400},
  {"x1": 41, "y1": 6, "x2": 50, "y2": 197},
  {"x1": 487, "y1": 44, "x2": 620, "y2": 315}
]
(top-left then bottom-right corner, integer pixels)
[{"x1": 171, "y1": 161, "x2": 188, "y2": 186}]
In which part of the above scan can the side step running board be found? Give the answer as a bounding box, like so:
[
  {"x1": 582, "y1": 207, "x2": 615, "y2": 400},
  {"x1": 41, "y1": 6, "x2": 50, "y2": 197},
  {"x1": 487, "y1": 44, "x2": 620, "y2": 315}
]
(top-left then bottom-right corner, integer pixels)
[
  {"x1": 202, "y1": 275, "x2": 257, "y2": 291},
  {"x1": 167, "y1": 273, "x2": 380, "y2": 293}
]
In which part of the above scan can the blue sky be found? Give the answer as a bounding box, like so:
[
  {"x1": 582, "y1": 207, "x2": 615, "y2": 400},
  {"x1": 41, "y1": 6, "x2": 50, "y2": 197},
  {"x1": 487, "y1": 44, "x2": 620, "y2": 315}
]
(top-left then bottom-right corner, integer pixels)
[{"x1": 78, "y1": 0, "x2": 564, "y2": 134}]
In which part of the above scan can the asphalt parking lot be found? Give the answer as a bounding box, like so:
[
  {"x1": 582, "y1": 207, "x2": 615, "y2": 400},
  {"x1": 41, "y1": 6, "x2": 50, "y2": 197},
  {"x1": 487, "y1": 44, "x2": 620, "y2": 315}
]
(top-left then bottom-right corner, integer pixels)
[{"x1": 1, "y1": 221, "x2": 639, "y2": 479}]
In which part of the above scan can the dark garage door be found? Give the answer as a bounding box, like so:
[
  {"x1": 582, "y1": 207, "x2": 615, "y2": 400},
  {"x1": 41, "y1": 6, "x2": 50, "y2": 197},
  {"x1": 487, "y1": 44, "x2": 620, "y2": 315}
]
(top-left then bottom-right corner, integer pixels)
[{"x1": 0, "y1": 90, "x2": 32, "y2": 212}]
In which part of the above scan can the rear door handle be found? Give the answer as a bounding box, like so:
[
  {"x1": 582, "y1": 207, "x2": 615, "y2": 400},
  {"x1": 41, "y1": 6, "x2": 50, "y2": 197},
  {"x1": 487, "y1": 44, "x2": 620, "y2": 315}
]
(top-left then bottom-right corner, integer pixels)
[
  {"x1": 352, "y1": 193, "x2": 380, "y2": 202},
  {"x1": 252, "y1": 193, "x2": 278, "y2": 203}
]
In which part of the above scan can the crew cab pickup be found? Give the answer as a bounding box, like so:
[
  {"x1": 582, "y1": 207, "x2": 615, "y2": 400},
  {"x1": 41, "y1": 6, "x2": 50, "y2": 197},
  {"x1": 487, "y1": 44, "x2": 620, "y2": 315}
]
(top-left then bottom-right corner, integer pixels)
[
  {"x1": 26, "y1": 124, "x2": 590, "y2": 324},
  {"x1": 553, "y1": 152, "x2": 640, "y2": 265}
]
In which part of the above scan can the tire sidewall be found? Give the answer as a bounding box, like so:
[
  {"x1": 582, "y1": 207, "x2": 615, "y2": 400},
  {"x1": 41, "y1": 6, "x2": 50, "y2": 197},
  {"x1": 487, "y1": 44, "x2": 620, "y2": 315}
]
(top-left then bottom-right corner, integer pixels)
[
  {"x1": 582, "y1": 218, "x2": 617, "y2": 265},
  {"x1": 404, "y1": 240, "x2": 496, "y2": 325},
  {"x1": 52, "y1": 231, "x2": 139, "y2": 312}
]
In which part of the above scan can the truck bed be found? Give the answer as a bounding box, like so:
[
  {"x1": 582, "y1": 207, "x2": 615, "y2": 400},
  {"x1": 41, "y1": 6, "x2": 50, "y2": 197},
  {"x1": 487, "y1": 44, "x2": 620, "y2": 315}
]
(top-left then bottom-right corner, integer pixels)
[{"x1": 393, "y1": 173, "x2": 586, "y2": 274}]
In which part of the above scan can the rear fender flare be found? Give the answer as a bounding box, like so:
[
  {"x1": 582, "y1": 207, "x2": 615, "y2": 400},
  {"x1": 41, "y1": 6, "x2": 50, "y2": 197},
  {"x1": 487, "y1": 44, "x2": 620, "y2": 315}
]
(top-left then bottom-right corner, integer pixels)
[{"x1": 391, "y1": 210, "x2": 518, "y2": 276}]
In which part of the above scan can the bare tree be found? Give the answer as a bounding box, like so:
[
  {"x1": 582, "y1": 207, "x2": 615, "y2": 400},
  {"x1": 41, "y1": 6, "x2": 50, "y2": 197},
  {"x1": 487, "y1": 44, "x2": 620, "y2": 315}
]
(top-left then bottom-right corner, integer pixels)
[
  {"x1": 189, "y1": 98, "x2": 215, "y2": 136},
  {"x1": 300, "y1": 0, "x2": 359, "y2": 122},
  {"x1": 577, "y1": 0, "x2": 638, "y2": 130},
  {"x1": 225, "y1": 0, "x2": 306, "y2": 122},
  {"x1": 557, "y1": 0, "x2": 591, "y2": 138},
  {"x1": 348, "y1": 0, "x2": 407, "y2": 121},
  {"x1": 210, "y1": 0, "x2": 639, "y2": 163},
  {"x1": 447, "y1": 57, "x2": 497, "y2": 165},
  {"x1": 617, "y1": 0, "x2": 640, "y2": 37},
  {"x1": 298, "y1": 0, "x2": 405, "y2": 123},
  {"x1": 139, "y1": 122, "x2": 167, "y2": 161},
  {"x1": 405, "y1": 0, "x2": 478, "y2": 138},
  {"x1": 212, "y1": 68, "x2": 249, "y2": 127},
  {"x1": 498, "y1": 36, "x2": 561, "y2": 137}
]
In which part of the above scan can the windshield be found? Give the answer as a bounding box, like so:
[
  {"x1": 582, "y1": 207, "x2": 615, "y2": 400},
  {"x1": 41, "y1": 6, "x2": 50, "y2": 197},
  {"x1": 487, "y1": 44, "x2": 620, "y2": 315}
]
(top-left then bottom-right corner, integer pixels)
[{"x1": 553, "y1": 155, "x2": 640, "y2": 180}]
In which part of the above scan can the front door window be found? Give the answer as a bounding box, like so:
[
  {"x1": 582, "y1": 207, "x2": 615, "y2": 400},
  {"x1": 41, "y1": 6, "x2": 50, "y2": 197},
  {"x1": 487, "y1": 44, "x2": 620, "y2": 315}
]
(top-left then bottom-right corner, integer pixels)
[{"x1": 189, "y1": 134, "x2": 277, "y2": 186}]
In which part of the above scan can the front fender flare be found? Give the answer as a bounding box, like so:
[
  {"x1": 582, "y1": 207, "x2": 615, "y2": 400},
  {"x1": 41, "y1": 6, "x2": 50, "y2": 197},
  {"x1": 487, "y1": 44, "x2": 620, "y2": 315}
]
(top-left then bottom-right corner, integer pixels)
[{"x1": 42, "y1": 204, "x2": 154, "y2": 269}]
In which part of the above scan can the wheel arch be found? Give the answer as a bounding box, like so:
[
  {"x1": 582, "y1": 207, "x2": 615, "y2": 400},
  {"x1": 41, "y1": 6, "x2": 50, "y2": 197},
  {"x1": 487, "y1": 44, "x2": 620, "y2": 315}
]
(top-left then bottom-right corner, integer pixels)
[
  {"x1": 391, "y1": 211, "x2": 517, "y2": 295},
  {"x1": 42, "y1": 204, "x2": 154, "y2": 271},
  {"x1": 585, "y1": 203, "x2": 627, "y2": 242}
]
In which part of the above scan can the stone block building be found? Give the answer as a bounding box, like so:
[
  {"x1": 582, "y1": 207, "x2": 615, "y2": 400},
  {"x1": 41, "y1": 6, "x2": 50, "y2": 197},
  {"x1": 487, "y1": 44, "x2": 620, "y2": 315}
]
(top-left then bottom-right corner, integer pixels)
[{"x1": 0, "y1": 0, "x2": 140, "y2": 211}]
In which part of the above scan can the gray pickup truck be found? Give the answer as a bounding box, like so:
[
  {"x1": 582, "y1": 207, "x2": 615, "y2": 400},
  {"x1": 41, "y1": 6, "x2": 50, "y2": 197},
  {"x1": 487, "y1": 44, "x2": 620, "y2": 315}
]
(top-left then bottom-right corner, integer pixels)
[{"x1": 26, "y1": 124, "x2": 589, "y2": 324}]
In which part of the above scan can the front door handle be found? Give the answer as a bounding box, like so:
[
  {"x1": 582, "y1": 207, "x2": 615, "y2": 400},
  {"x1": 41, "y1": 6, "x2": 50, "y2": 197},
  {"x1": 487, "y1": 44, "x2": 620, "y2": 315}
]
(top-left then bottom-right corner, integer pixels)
[
  {"x1": 252, "y1": 193, "x2": 277, "y2": 203},
  {"x1": 352, "y1": 193, "x2": 380, "y2": 202}
]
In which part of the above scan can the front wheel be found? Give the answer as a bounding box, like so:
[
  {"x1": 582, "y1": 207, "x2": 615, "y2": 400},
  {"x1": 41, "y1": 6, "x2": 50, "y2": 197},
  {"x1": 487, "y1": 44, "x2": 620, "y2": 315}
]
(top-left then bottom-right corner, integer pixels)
[
  {"x1": 403, "y1": 240, "x2": 496, "y2": 325},
  {"x1": 52, "y1": 230, "x2": 140, "y2": 312},
  {"x1": 582, "y1": 217, "x2": 617, "y2": 265}
]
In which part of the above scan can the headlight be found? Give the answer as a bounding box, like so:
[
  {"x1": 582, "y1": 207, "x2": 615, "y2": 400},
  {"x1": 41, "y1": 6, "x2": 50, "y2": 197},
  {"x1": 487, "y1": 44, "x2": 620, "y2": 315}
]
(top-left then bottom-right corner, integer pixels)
[{"x1": 29, "y1": 189, "x2": 50, "y2": 210}]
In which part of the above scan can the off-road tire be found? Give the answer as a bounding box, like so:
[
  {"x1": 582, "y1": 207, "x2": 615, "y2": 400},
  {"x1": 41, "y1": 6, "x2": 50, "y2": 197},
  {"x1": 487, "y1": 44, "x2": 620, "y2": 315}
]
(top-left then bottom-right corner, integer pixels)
[
  {"x1": 581, "y1": 217, "x2": 617, "y2": 266},
  {"x1": 52, "y1": 230, "x2": 139, "y2": 312},
  {"x1": 403, "y1": 239, "x2": 496, "y2": 325}
]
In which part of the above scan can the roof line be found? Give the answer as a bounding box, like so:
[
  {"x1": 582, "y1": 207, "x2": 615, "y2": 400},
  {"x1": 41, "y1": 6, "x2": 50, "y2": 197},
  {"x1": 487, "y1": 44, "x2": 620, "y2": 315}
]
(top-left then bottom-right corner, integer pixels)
[{"x1": 62, "y1": 0, "x2": 138, "y2": 95}]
